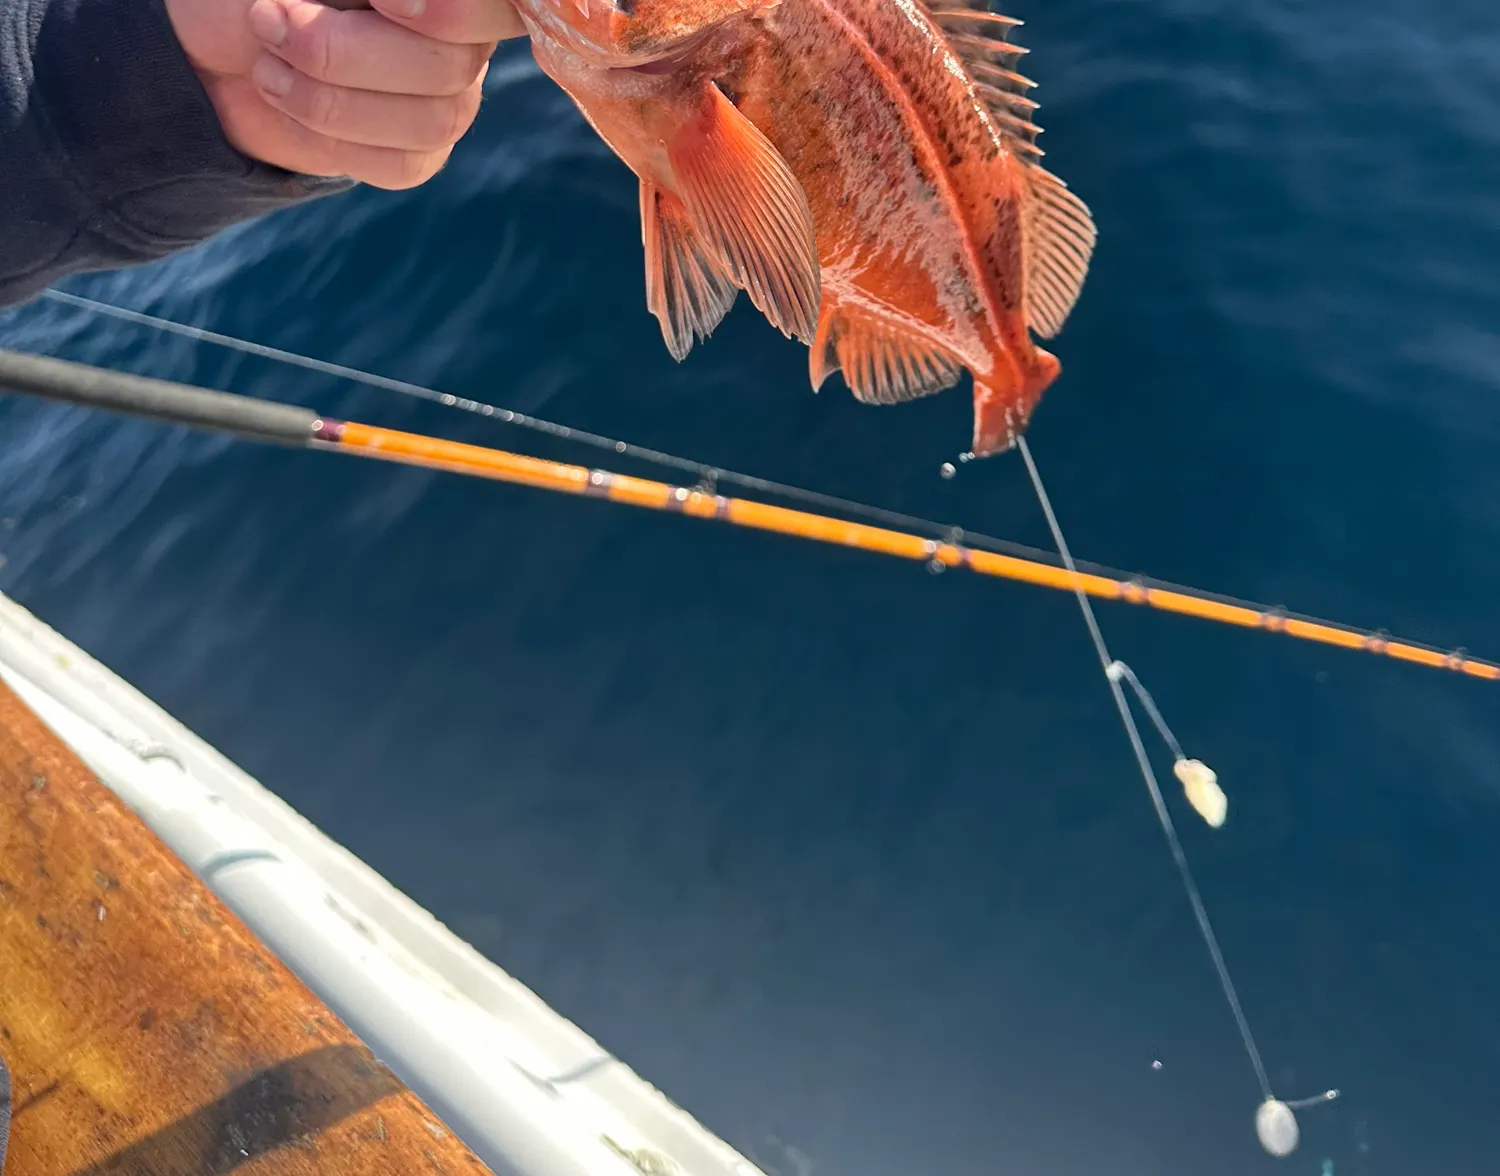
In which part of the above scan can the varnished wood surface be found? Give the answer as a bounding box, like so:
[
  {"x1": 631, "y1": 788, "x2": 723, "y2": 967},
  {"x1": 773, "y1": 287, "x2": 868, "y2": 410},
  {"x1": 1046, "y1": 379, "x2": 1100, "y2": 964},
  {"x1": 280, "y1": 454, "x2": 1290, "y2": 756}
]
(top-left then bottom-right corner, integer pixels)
[{"x1": 0, "y1": 678, "x2": 493, "y2": 1175}]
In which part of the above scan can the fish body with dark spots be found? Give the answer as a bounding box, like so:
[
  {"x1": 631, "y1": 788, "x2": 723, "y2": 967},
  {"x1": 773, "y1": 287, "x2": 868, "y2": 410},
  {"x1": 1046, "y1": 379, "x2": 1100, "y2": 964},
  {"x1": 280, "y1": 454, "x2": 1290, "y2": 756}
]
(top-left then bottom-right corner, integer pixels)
[{"x1": 512, "y1": 0, "x2": 1096, "y2": 458}]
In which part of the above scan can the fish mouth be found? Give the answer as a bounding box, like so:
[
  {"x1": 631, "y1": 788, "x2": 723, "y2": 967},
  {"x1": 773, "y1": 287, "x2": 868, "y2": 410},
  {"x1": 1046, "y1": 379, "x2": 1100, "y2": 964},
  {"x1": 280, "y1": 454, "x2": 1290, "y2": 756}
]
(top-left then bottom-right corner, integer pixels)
[
  {"x1": 614, "y1": 3, "x2": 772, "y2": 73},
  {"x1": 621, "y1": 31, "x2": 718, "y2": 74}
]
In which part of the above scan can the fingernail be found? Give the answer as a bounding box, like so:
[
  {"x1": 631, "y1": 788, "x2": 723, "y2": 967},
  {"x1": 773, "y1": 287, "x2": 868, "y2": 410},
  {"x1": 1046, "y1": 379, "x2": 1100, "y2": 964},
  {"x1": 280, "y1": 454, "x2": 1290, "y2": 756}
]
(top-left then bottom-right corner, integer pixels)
[
  {"x1": 252, "y1": 54, "x2": 295, "y2": 98},
  {"x1": 248, "y1": 0, "x2": 288, "y2": 46},
  {"x1": 375, "y1": 0, "x2": 426, "y2": 19}
]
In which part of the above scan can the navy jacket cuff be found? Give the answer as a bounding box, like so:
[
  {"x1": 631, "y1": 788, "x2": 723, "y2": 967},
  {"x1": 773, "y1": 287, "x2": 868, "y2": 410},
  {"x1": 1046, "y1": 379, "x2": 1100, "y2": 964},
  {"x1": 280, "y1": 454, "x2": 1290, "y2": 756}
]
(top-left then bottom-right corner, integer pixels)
[{"x1": 1, "y1": 0, "x2": 352, "y2": 306}]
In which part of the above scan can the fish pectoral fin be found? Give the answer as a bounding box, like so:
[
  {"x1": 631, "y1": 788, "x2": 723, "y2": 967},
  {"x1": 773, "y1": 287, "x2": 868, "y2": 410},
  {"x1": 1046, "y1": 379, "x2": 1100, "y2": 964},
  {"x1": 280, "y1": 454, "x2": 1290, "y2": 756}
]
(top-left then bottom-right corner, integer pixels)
[
  {"x1": 667, "y1": 83, "x2": 821, "y2": 346},
  {"x1": 812, "y1": 303, "x2": 963, "y2": 406},
  {"x1": 1021, "y1": 165, "x2": 1097, "y2": 339},
  {"x1": 641, "y1": 180, "x2": 739, "y2": 362}
]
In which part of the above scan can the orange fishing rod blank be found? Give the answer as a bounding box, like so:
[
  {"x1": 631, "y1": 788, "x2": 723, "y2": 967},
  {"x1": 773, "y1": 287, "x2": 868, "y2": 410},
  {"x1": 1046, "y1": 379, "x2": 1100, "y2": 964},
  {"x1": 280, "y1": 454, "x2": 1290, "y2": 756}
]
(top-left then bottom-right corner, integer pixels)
[{"x1": 320, "y1": 419, "x2": 1498, "y2": 683}]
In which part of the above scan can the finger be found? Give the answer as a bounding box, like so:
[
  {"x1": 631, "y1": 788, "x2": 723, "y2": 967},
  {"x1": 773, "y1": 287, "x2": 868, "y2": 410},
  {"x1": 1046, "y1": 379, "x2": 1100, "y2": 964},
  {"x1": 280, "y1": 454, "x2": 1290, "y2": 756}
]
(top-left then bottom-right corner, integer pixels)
[
  {"x1": 208, "y1": 74, "x2": 455, "y2": 189},
  {"x1": 250, "y1": 0, "x2": 491, "y2": 96},
  {"x1": 250, "y1": 53, "x2": 485, "y2": 151},
  {"x1": 368, "y1": 0, "x2": 526, "y2": 45}
]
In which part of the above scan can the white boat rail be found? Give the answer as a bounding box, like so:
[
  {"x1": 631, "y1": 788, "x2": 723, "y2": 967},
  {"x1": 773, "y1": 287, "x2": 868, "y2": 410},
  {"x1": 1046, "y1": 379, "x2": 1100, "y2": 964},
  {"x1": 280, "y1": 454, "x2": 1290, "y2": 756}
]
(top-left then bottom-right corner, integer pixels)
[{"x1": 0, "y1": 589, "x2": 765, "y2": 1176}]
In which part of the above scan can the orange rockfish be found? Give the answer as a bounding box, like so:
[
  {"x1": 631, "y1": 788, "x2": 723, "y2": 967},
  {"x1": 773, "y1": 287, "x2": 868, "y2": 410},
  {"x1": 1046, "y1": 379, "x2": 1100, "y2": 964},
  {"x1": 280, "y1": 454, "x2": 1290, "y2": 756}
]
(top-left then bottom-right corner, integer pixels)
[{"x1": 512, "y1": 0, "x2": 1096, "y2": 456}]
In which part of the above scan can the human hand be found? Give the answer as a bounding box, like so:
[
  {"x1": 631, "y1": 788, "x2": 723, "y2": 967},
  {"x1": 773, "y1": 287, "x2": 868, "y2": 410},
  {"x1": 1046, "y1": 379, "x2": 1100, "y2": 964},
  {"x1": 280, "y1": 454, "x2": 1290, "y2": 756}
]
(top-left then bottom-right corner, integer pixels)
[{"x1": 165, "y1": 0, "x2": 526, "y2": 189}]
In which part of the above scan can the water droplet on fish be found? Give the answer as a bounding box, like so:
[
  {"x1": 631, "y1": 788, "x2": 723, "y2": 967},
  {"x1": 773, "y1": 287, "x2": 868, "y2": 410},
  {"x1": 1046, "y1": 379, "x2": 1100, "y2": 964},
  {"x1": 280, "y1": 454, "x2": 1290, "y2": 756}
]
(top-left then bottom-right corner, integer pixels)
[
  {"x1": 616, "y1": 441, "x2": 627, "y2": 453},
  {"x1": 940, "y1": 462, "x2": 956, "y2": 480}
]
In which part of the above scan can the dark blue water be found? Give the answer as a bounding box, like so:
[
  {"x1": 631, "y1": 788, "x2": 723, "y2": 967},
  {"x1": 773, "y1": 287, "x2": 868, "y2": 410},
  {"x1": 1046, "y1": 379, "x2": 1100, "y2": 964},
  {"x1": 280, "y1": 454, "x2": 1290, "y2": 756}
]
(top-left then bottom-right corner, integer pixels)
[{"x1": 4, "y1": 3, "x2": 1499, "y2": 1172}]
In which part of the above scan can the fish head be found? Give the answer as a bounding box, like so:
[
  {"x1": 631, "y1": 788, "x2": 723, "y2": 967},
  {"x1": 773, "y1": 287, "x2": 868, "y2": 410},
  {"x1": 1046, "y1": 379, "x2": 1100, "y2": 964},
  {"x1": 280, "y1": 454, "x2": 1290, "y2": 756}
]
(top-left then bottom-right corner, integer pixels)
[
  {"x1": 510, "y1": 0, "x2": 616, "y2": 64},
  {"x1": 520, "y1": 0, "x2": 622, "y2": 54},
  {"x1": 516, "y1": 0, "x2": 778, "y2": 68}
]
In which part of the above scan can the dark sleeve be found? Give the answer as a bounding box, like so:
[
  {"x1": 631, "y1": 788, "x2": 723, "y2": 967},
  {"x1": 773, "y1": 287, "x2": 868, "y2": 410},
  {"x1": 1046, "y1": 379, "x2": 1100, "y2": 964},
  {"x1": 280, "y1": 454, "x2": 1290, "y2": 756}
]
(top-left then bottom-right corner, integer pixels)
[{"x1": 0, "y1": 0, "x2": 354, "y2": 309}]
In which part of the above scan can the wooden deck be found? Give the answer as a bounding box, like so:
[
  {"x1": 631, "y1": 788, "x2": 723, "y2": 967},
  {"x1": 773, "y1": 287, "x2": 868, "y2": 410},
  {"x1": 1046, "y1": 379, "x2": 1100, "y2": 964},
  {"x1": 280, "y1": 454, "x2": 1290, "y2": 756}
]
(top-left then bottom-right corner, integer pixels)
[{"x1": 0, "y1": 678, "x2": 493, "y2": 1175}]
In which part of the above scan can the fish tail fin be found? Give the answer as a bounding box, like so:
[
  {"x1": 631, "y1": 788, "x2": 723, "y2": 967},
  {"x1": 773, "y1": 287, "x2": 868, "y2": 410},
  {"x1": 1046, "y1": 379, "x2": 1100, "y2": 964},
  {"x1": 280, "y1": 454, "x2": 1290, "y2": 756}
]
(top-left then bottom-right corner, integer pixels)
[
  {"x1": 1031, "y1": 344, "x2": 1062, "y2": 388},
  {"x1": 641, "y1": 179, "x2": 739, "y2": 362},
  {"x1": 970, "y1": 345, "x2": 1060, "y2": 457}
]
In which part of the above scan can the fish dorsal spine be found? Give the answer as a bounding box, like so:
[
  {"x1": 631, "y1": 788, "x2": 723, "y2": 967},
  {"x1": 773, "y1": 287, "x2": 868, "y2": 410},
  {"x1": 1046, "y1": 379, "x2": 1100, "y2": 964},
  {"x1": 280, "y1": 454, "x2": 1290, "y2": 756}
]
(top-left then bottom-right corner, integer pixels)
[
  {"x1": 924, "y1": 4, "x2": 1043, "y2": 162},
  {"x1": 922, "y1": 0, "x2": 1097, "y2": 337}
]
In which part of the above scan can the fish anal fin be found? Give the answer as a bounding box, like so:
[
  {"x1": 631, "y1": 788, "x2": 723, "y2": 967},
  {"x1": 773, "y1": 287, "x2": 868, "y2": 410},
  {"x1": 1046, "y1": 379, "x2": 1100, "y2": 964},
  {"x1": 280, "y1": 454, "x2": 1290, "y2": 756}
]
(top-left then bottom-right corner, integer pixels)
[
  {"x1": 809, "y1": 300, "x2": 839, "y2": 391},
  {"x1": 813, "y1": 303, "x2": 963, "y2": 406},
  {"x1": 668, "y1": 83, "x2": 821, "y2": 346},
  {"x1": 641, "y1": 180, "x2": 738, "y2": 362},
  {"x1": 1021, "y1": 165, "x2": 1096, "y2": 338}
]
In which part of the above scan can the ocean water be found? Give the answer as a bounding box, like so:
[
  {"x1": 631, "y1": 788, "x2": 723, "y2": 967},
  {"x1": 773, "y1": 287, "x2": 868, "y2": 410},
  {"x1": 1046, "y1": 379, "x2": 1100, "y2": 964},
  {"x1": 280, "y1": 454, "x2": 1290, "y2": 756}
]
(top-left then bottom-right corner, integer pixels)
[{"x1": 3, "y1": 1, "x2": 1499, "y2": 1172}]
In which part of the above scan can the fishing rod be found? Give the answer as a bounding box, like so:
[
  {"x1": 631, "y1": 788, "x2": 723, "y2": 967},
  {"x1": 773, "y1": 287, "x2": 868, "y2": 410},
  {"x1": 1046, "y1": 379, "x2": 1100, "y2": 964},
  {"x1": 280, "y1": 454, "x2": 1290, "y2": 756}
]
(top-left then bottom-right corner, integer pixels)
[
  {"x1": 36, "y1": 288, "x2": 1499, "y2": 678},
  {"x1": 1, "y1": 344, "x2": 1494, "y2": 683},
  {"x1": 1, "y1": 342, "x2": 1362, "y2": 1155}
]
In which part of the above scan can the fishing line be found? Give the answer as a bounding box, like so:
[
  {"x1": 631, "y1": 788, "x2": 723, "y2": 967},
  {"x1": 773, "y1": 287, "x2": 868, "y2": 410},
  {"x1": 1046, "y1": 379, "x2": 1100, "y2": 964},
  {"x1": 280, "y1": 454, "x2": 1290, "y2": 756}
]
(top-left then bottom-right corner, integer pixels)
[
  {"x1": 33, "y1": 289, "x2": 1500, "y2": 684},
  {"x1": 0, "y1": 340, "x2": 1461, "y2": 1148},
  {"x1": 1107, "y1": 660, "x2": 1184, "y2": 761},
  {"x1": 39, "y1": 289, "x2": 1070, "y2": 570},
  {"x1": 1014, "y1": 434, "x2": 1338, "y2": 1158}
]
